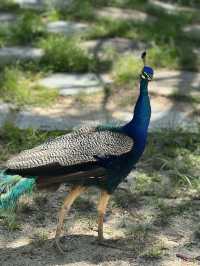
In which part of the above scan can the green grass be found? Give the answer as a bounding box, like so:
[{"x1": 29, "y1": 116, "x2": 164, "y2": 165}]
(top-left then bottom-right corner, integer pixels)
[
  {"x1": 87, "y1": 19, "x2": 138, "y2": 40},
  {"x1": 153, "y1": 198, "x2": 197, "y2": 227},
  {"x1": 0, "y1": 125, "x2": 199, "y2": 242},
  {"x1": 112, "y1": 54, "x2": 142, "y2": 86},
  {"x1": 113, "y1": 189, "x2": 139, "y2": 209},
  {"x1": 33, "y1": 193, "x2": 48, "y2": 208},
  {"x1": 10, "y1": 11, "x2": 45, "y2": 45},
  {"x1": 0, "y1": 24, "x2": 10, "y2": 48},
  {"x1": 0, "y1": 66, "x2": 58, "y2": 107},
  {"x1": 0, "y1": 0, "x2": 199, "y2": 71},
  {"x1": 168, "y1": 92, "x2": 200, "y2": 104},
  {"x1": 39, "y1": 35, "x2": 97, "y2": 72},
  {"x1": 0, "y1": 125, "x2": 199, "y2": 198},
  {"x1": 0, "y1": 0, "x2": 19, "y2": 11},
  {"x1": 141, "y1": 241, "x2": 166, "y2": 259},
  {"x1": 0, "y1": 123, "x2": 62, "y2": 162},
  {"x1": 168, "y1": 0, "x2": 200, "y2": 7},
  {"x1": 0, "y1": 211, "x2": 21, "y2": 231},
  {"x1": 0, "y1": 11, "x2": 45, "y2": 46},
  {"x1": 194, "y1": 225, "x2": 200, "y2": 241},
  {"x1": 148, "y1": 44, "x2": 179, "y2": 69},
  {"x1": 59, "y1": 0, "x2": 95, "y2": 21},
  {"x1": 126, "y1": 223, "x2": 152, "y2": 240},
  {"x1": 73, "y1": 197, "x2": 95, "y2": 212},
  {"x1": 86, "y1": 10, "x2": 199, "y2": 70},
  {"x1": 131, "y1": 129, "x2": 200, "y2": 198},
  {"x1": 131, "y1": 172, "x2": 163, "y2": 196},
  {"x1": 43, "y1": 9, "x2": 61, "y2": 22},
  {"x1": 49, "y1": 0, "x2": 148, "y2": 22},
  {"x1": 31, "y1": 230, "x2": 49, "y2": 247}
]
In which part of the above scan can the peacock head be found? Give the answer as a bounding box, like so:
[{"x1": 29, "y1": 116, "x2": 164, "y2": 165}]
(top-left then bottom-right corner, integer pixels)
[{"x1": 141, "y1": 66, "x2": 154, "y2": 81}]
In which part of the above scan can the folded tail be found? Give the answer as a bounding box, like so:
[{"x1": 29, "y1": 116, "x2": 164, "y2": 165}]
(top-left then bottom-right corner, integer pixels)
[
  {"x1": 0, "y1": 165, "x2": 107, "y2": 210},
  {"x1": 0, "y1": 171, "x2": 36, "y2": 210}
]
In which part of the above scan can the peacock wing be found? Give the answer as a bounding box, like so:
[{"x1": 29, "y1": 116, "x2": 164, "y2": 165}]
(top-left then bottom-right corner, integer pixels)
[{"x1": 6, "y1": 127, "x2": 134, "y2": 176}]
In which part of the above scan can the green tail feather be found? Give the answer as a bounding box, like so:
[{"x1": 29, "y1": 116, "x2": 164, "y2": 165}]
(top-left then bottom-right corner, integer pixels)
[{"x1": 0, "y1": 171, "x2": 36, "y2": 210}]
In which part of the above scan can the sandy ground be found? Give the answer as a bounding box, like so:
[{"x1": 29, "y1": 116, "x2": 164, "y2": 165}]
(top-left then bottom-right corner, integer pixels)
[{"x1": 0, "y1": 181, "x2": 200, "y2": 266}]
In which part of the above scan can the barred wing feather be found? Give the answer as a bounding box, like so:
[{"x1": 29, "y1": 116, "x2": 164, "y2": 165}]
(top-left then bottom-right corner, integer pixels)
[{"x1": 6, "y1": 129, "x2": 134, "y2": 172}]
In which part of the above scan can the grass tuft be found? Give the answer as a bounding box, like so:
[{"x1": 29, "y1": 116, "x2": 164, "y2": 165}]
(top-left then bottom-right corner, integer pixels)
[
  {"x1": 0, "y1": 211, "x2": 21, "y2": 231},
  {"x1": 31, "y1": 230, "x2": 48, "y2": 247},
  {"x1": 113, "y1": 54, "x2": 142, "y2": 86},
  {"x1": 194, "y1": 225, "x2": 200, "y2": 241},
  {"x1": 0, "y1": 0, "x2": 19, "y2": 11},
  {"x1": 10, "y1": 12, "x2": 45, "y2": 45},
  {"x1": 0, "y1": 66, "x2": 58, "y2": 106},
  {"x1": 39, "y1": 35, "x2": 97, "y2": 72},
  {"x1": 148, "y1": 44, "x2": 179, "y2": 69},
  {"x1": 0, "y1": 123, "x2": 62, "y2": 161},
  {"x1": 141, "y1": 241, "x2": 166, "y2": 259},
  {"x1": 61, "y1": 0, "x2": 95, "y2": 21}
]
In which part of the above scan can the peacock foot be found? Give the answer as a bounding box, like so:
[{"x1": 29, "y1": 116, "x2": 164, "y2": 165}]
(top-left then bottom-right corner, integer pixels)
[
  {"x1": 55, "y1": 237, "x2": 66, "y2": 254},
  {"x1": 96, "y1": 237, "x2": 129, "y2": 251}
]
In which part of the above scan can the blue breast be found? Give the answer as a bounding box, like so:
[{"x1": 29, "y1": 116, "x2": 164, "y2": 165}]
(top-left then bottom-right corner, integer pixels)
[{"x1": 122, "y1": 77, "x2": 151, "y2": 157}]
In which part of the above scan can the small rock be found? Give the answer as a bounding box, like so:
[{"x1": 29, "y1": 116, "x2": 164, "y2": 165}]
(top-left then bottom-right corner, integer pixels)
[
  {"x1": 46, "y1": 20, "x2": 89, "y2": 35},
  {"x1": 0, "y1": 102, "x2": 11, "y2": 128},
  {"x1": 82, "y1": 38, "x2": 145, "y2": 59},
  {"x1": 14, "y1": 0, "x2": 44, "y2": 10},
  {"x1": 0, "y1": 13, "x2": 16, "y2": 23},
  {"x1": 112, "y1": 108, "x2": 199, "y2": 132},
  {"x1": 8, "y1": 105, "x2": 200, "y2": 131},
  {"x1": 38, "y1": 73, "x2": 106, "y2": 95},
  {"x1": 183, "y1": 24, "x2": 200, "y2": 41},
  {"x1": 149, "y1": 0, "x2": 196, "y2": 13},
  {"x1": 44, "y1": 0, "x2": 73, "y2": 9},
  {"x1": 0, "y1": 47, "x2": 44, "y2": 64},
  {"x1": 96, "y1": 7, "x2": 154, "y2": 22},
  {"x1": 150, "y1": 70, "x2": 200, "y2": 97},
  {"x1": 15, "y1": 109, "x2": 108, "y2": 130},
  {"x1": 150, "y1": 109, "x2": 196, "y2": 131}
]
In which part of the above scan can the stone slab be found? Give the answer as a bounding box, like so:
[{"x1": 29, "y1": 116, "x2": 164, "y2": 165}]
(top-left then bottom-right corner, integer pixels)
[
  {"x1": 82, "y1": 38, "x2": 145, "y2": 58},
  {"x1": 44, "y1": 0, "x2": 72, "y2": 9},
  {"x1": 38, "y1": 73, "x2": 106, "y2": 95},
  {"x1": 150, "y1": 110, "x2": 197, "y2": 130},
  {"x1": 183, "y1": 24, "x2": 200, "y2": 40},
  {"x1": 0, "y1": 13, "x2": 16, "y2": 23},
  {"x1": 15, "y1": 109, "x2": 108, "y2": 130},
  {"x1": 149, "y1": 0, "x2": 196, "y2": 13},
  {"x1": 14, "y1": 107, "x2": 199, "y2": 132},
  {"x1": 112, "y1": 109, "x2": 199, "y2": 132},
  {"x1": 0, "y1": 47, "x2": 44, "y2": 64},
  {"x1": 13, "y1": 93, "x2": 200, "y2": 132},
  {"x1": 46, "y1": 20, "x2": 89, "y2": 35},
  {"x1": 0, "y1": 102, "x2": 11, "y2": 128},
  {"x1": 150, "y1": 70, "x2": 200, "y2": 97},
  {"x1": 14, "y1": 0, "x2": 44, "y2": 9},
  {"x1": 14, "y1": 0, "x2": 73, "y2": 10},
  {"x1": 96, "y1": 7, "x2": 154, "y2": 22}
]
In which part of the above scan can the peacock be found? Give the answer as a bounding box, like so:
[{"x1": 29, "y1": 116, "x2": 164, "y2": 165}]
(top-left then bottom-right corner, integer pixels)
[{"x1": 0, "y1": 52, "x2": 153, "y2": 253}]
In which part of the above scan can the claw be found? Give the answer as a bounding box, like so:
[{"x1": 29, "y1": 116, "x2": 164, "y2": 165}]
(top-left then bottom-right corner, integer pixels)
[
  {"x1": 97, "y1": 236, "x2": 104, "y2": 245},
  {"x1": 97, "y1": 238, "x2": 122, "y2": 250},
  {"x1": 55, "y1": 237, "x2": 66, "y2": 254}
]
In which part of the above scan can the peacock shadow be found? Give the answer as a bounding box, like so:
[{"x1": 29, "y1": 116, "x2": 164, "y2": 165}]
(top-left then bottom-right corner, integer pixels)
[{"x1": 0, "y1": 234, "x2": 142, "y2": 265}]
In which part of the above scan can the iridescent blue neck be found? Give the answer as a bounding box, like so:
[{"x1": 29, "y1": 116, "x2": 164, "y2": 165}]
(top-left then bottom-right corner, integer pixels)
[{"x1": 122, "y1": 78, "x2": 151, "y2": 146}]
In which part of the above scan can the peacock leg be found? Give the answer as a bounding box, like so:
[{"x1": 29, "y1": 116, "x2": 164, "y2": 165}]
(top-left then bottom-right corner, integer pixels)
[
  {"x1": 55, "y1": 185, "x2": 86, "y2": 253},
  {"x1": 97, "y1": 190, "x2": 110, "y2": 243}
]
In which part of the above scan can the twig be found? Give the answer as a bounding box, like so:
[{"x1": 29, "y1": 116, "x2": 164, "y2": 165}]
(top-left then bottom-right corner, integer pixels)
[{"x1": 176, "y1": 253, "x2": 193, "y2": 262}]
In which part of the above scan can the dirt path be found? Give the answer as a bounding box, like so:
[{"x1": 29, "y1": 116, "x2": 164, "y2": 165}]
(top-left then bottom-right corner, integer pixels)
[{"x1": 0, "y1": 184, "x2": 199, "y2": 266}]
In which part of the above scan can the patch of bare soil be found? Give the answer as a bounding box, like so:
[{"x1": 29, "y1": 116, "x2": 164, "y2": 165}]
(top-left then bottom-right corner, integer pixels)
[{"x1": 0, "y1": 183, "x2": 200, "y2": 266}]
